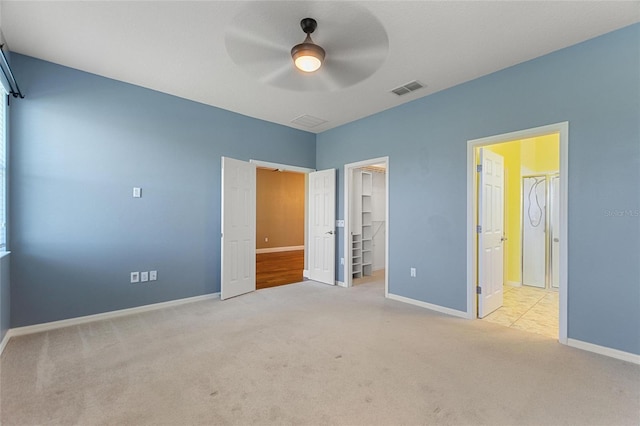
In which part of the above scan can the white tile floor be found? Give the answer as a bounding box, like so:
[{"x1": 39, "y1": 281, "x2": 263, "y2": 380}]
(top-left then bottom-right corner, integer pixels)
[
  {"x1": 354, "y1": 273, "x2": 558, "y2": 339},
  {"x1": 482, "y1": 285, "x2": 559, "y2": 339}
]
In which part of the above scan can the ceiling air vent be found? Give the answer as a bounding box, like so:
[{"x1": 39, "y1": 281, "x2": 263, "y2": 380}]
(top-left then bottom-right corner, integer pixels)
[
  {"x1": 390, "y1": 80, "x2": 425, "y2": 96},
  {"x1": 291, "y1": 114, "x2": 328, "y2": 128}
]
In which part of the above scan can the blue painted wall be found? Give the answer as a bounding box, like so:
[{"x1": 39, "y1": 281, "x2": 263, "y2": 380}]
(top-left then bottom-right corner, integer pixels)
[
  {"x1": 7, "y1": 25, "x2": 640, "y2": 356},
  {"x1": 9, "y1": 54, "x2": 315, "y2": 327},
  {"x1": 317, "y1": 24, "x2": 640, "y2": 355}
]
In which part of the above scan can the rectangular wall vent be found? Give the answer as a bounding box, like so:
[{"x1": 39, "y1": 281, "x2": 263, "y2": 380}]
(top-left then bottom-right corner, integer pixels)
[
  {"x1": 291, "y1": 114, "x2": 328, "y2": 128},
  {"x1": 390, "y1": 80, "x2": 425, "y2": 96},
  {"x1": 391, "y1": 86, "x2": 411, "y2": 96}
]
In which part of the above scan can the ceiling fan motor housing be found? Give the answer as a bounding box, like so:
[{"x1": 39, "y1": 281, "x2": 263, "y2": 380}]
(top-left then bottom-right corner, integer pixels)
[{"x1": 300, "y1": 18, "x2": 317, "y2": 34}]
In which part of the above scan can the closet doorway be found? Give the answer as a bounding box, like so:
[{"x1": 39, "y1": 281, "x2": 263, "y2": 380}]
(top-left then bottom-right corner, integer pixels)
[{"x1": 344, "y1": 157, "x2": 389, "y2": 294}]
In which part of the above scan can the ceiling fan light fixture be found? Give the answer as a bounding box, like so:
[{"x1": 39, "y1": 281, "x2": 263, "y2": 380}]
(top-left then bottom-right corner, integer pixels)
[
  {"x1": 292, "y1": 40, "x2": 325, "y2": 72},
  {"x1": 291, "y1": 18, "x2": 325, "y2": 73}
]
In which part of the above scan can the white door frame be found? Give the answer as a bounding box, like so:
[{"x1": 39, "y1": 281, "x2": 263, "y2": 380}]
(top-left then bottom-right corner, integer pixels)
[
  {"x1": 343, "y1": 156, "x2": 389, "y2": 296},
  {"x1": 250, "y1": 159, "x2": 315, "y2": 175},
  {"x1": 466, "y1": 123, "x2": 568, "y2": 344},
  {"x1": 250, "y1": 159, "x2": 315, "y2": 277}
]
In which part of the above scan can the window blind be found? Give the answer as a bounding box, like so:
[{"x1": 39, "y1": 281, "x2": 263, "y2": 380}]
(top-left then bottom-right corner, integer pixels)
[{"x1": 0, "y1": 95, "x2": 6, "y2": 249}]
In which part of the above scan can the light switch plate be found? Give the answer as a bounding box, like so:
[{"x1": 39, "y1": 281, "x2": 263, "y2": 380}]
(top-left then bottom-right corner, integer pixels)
[
  {"x1": 140, "y1": 271, "x2": 149, "y2": 282},
  {"x1": 133, "y1": 187, "x2": 141, "y2": 198},
  {"x1": 336, "y1": 219, "x2": 345, "y2": 227}
]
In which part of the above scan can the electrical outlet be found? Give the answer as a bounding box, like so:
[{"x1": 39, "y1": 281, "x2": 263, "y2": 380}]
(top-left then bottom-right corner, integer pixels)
[
  {"x1": 132, "y1": 187, "x2": 142, "y2": 198},
  {"x1": 410, "y1": 267, "x2": 416, "y2": 278},
  {"x1": 150, "y1": 270, "x2": 157, "y2": 281},
  {"x1": 265, "y1": 237, "x2": 268, "y2": 242},
  {"x1": 131, "y1": 272, "x2": 140, "y2": 283},
  {"x1": 340, "y1": 257, "x2": 344, "y2": 265},
  {"x1": 140, "y1": 271, "x2": 149, "y2": 282}
]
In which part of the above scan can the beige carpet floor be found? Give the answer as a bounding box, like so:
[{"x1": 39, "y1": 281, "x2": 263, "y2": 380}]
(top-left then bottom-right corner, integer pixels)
[{"x1": 1, "y1": 280, "x2": 638, "y2": 425}]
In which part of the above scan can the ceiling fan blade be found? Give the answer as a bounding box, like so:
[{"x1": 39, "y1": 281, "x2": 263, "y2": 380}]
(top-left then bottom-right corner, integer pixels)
[
  {"x1": 225, "y1": 2, "x2": 389, "y2": 91},
  {"x1": 225, "y1": 27, "x2": 290, "y2": 72},
  {"x1": 320, "y1": 58, "x2": 382, "y2": 90},
  {"x1": 259, "y1": 63, "x2": 296, "y2": 85},
  {"x1": 261, "y1": 64, "x2": 334, "y2": 92},
  {"x1": 328, "y1": 43, "x2": 388, "y2": 64}
]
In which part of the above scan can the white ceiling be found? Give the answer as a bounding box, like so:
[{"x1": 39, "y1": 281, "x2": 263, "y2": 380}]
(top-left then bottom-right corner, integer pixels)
[{"x1": 1, "y1": 1, "x2": 638, "y2": 133}]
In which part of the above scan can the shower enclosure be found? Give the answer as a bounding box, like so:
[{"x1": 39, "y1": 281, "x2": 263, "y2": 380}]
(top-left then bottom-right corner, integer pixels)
[{"x1": 522, "y1": 175, "x2": 559, "y2": 289}]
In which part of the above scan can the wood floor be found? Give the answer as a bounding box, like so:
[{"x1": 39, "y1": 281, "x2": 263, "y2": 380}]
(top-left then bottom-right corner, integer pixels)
[{"x1": 256, "y1": 249, "x2": 304, "y2": 289}]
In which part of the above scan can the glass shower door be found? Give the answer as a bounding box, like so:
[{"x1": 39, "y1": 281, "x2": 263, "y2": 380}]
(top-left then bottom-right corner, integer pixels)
[{"x1": 522, "y1": 176, "x2": 547, "y2": 288}]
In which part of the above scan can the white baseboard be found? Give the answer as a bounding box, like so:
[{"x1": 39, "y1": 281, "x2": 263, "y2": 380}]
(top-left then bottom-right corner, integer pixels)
[
  {"x1": 256, "y1": 245, "x2": 304, "y2": 254},
  {"x1": 336, "y1": 281, "x2": 347, "y2": 288},
  {"x1": 387, "y1": 293, "x2": 469, "y2": 319},
  {"x1": 506, "y1": 281, "x2": 521, "y2": 287},
  {"x1": 303, "y1": 269, "x2": 309, "y2": 278},
  {"x1": 8, "y1": 293, "x2": 220, "y2": 338},
  {"x1": 0, "y1": 331, "x2": 10, "y2": 356},
  {"x1": 567, "y1": 338, "x2": 640, "y2": 365}
]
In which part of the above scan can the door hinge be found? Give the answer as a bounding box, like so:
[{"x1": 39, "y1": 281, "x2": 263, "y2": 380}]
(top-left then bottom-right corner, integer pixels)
[
  {"x1": 476, "y1": 164, "x2": 482, "y2": 173},
  {"x1": 476, "y1": 286, "x2": 482, "y2": 294},
  {"x1": 476, "y1": 225, "x2": 482, "y2": 233}
]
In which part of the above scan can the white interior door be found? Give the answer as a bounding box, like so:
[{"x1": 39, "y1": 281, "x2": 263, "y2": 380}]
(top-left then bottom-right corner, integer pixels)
[
  {"x1": 309, "y1": 169, "x2": 336, "y2": 285},
  {"x1": 221, "y1": 157, "x2": 256, "y2": 300},
  {"x1": 478, "y1": 148, "x2": 505, "y2": 318}
]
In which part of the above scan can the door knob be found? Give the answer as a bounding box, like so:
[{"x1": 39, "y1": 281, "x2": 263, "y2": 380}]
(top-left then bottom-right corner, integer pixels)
[
  {"x1": 553, "y1": 238, "x2": 560, "y2": 242},
  {"x1": 501, "y1": 236, "x2": 508, "y2": 242},
  {"x1": 325, "y1": 230, "x2": 334, "y2": 235}
]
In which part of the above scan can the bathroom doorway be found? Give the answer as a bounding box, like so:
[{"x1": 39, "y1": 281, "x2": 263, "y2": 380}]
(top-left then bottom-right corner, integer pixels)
[{"x1": 467, "y1": 123, "x2": 568, "y2": 342}]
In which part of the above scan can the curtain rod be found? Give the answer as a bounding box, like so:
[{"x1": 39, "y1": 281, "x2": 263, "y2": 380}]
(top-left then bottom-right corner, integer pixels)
[{"x1": 0, "y1": 44, "x2": 24, "y2": 99}]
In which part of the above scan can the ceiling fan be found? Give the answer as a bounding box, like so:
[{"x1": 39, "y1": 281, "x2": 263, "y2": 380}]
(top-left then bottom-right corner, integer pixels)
[
  {"x1": 290, "y1": 18, "x2": 325, "y2": 73},
  {"x1": 224, "y1": 2, "x2": 389, "y2": 92}
]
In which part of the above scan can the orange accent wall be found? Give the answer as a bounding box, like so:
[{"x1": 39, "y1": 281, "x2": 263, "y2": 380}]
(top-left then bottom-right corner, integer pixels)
[{"x1": 256, "y1": 168, "x2": 305, "y2": 249}]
